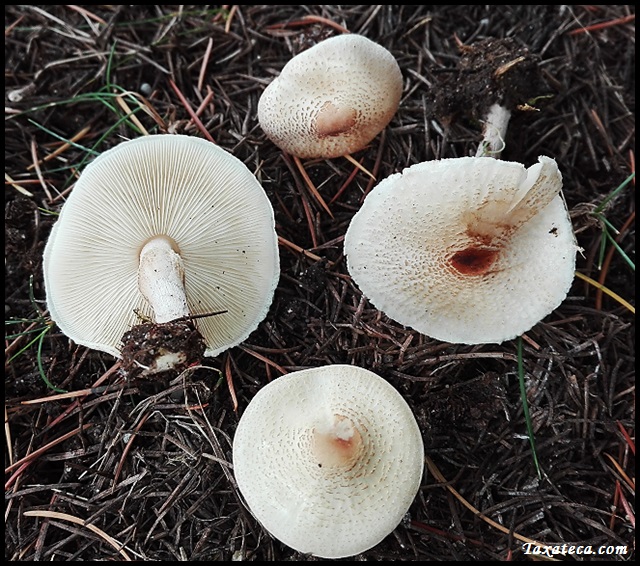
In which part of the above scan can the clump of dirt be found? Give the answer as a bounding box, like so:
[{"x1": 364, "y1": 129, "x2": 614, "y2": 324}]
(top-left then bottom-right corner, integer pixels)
[
  {"x1": 429, "y1": 37, "x2": 543, "y2": 125},
  {"x1": 120, "y1": 320, "x2": 206, "y2": 378},
  {"x1": 5, "y1": 197, "x2": 37, "y2": 251}
]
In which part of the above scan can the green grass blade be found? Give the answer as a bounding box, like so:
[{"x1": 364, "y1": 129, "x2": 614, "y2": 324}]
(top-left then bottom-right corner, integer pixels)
[
  {"x1": 593, "y1": 172, "x2": 635, "y2": 214},
  {"x1": 517, "y1": 337, "x2": 541, "y2": 479},
  {"x1": 36, "y1": 324, "x2": 67, "y2": 393},
  {"x1": 7, "y1": 326, "x2": 49, "y2": 364},
  {"x1": 26, "y1": 119, "x2": 99, "y2": 155},
  {"x1": 602, "y1": 229, "x2": 635, "y2": 271}
]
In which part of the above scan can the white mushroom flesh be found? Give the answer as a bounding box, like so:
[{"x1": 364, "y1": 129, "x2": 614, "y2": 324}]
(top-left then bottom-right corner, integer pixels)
[
  {"x1": 258, "y1": 34, "x2": 403, "y2": 159},
  {"x1": 138, "y1": 235, "x2": 189, "y2": 324},
  {"x1": 232, "y1": 364, "x2": 425, "y2": 559},
  {"x1": 344, "y1": 156, "x2": 579, "y2": 344},
  {"x1": 476, "y1": 102, "x2": 512, "y2": 158}
]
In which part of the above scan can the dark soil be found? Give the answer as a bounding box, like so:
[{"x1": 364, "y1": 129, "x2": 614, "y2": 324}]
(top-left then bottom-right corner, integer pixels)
[{"x1": 5, "y1": 5, "x2": 635, "y2": 561}]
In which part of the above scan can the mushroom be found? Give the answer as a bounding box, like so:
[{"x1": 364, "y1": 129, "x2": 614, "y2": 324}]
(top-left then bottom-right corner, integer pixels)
[
  {"x1": 344, "y1": 155, "x2": 578, "y2": 345},
  {"x1": 232, "y1": 364, "x2": 424, "y2": 559},
  {"x1": 257, "y1": 33, "x2": 403, "y2": 159},
  {"x1": 43, "y1": 134, "x2": 280, "y2": 365}
]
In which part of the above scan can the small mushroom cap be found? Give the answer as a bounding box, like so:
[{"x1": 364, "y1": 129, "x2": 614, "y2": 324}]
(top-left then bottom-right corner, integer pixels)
[
  {"x1": 43, "y1": 134, "x2": 280, "y2": 358},
  {"x1": 258, "y1": 34, "x2": 403, "y2": 159},
  {"x1": 232, "y1": 364, "x2": 424, "y2": 559},
  {"x1": 344, "y1": 156, "x2": 578, "y2": 344}
]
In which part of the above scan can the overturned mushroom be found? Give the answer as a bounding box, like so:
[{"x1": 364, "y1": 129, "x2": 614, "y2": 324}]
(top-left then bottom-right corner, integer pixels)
[
  {"x1": 258, "y1": 33, "x2": 403, "y2": 159},
  {"x1": 43, "y1": 134, "x2": 280, "y2": 370},
  {"x1": 232, "y1": 364, "x2": 424, "y2": 559},
  {"x1": 344, "y1": 155, "x2": 578, "y2": 344}
]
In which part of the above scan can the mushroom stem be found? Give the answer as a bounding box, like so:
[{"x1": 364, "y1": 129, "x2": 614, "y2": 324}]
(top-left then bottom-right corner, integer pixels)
[
  {"x1": 476, "y1": 103, "x2": 511, "y2": 158},
  {"x1": 138, "y1": 236, "x2": 190, "y2": 324}
]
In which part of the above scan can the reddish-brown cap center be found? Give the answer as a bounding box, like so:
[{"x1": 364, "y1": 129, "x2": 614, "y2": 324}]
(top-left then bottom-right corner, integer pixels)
[
  {"x1": 311, "y1": 415, "x2": 362, "y2": 469},
  {"x1": 315, "y1": 102, "x2": 357, "y2": 138},
  {"x1": 449, "y1": 246, "x2": 499, "y2": 276}
]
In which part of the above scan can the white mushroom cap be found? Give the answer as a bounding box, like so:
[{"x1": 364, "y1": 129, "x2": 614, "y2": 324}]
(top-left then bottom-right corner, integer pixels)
[
  {"x1": 232, "y1": 364, "x2": 424, "y2": 559},
  {"x1": 43, "y1": 134, "x2": 280, "y2": 358},
  {"x1": 344, "y1": 156, "x2": 578, "y2": 344},
  {"x1": 258, "y1": 34, "x2": 403, "y2": 159}
]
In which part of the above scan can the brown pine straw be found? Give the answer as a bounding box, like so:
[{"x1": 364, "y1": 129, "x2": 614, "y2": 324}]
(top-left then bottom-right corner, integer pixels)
[
  {"x1": 574, "y1": 272, "x2": 635, "y2": 314},
  {"x1": 5, "y1": 424, "x2": 93, "y2": 488},
  {"x1": 293, "y1": 155, "x2": 334, "y2": 218},
  {"x1": 23, "y1": 510, "x2": 132, "y2": 560},
  {"x1": 168, "y1": 78, "x2": 215, "y2": 143},
  {"x1": 425, "y1": 455, "x2": 559, "y2": 559},
  {"x1": 238, "y1": 345, "x2": 288, "y2": 376},
  {"x1": 114, "y1": 94, "x2": 149, "y2": 136},
  {"x1": 264, "y1": 14, "x2": 351, "y2": 34},
  {"x1": 26, "y1": 126, "x2": 91, "y2": 171},
  {"x1": 224, "y1": 353, "x2": 239, "y2": 412},
  {"x1": 595, "y1": 210, "x2": 635, "y2": 310},
  {"x1": 567, "y1": 14, "x2": 635, "y2": 35}
]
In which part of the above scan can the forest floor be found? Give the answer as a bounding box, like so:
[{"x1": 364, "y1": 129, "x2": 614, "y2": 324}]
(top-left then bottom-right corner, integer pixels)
[{"x1": 5, "y1": 5, "x2": 635, "y2": 561}]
